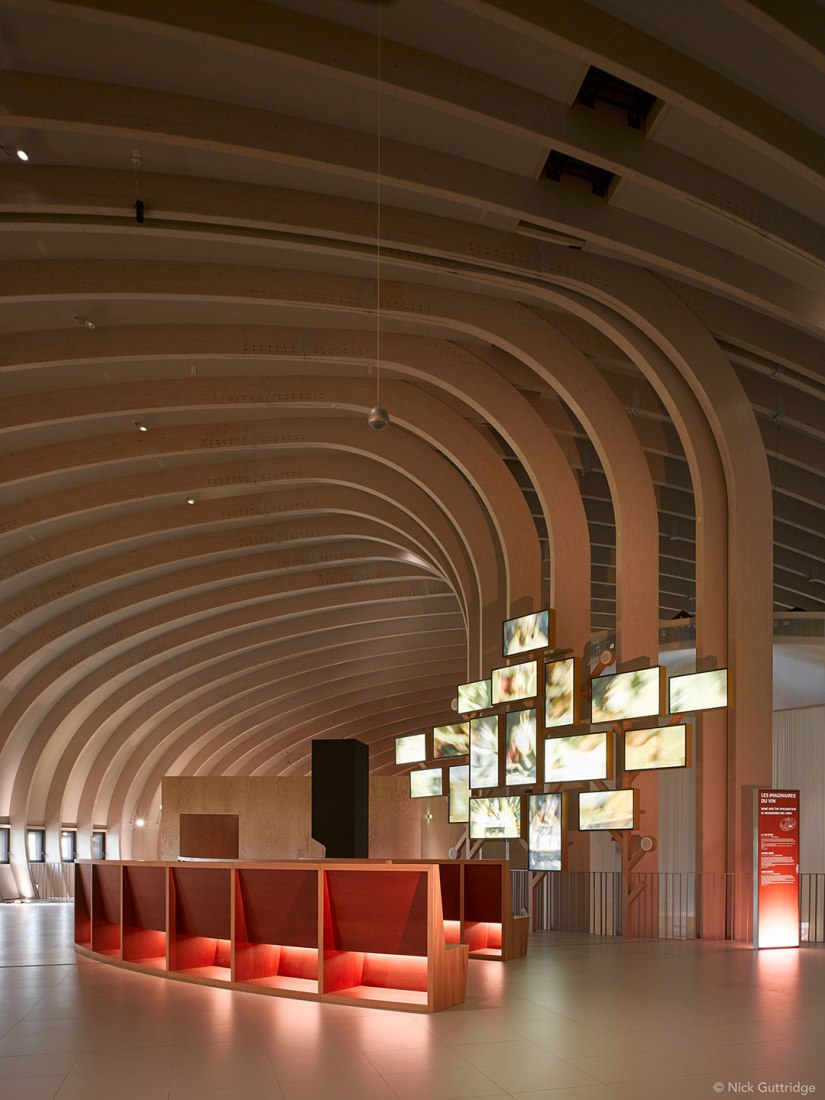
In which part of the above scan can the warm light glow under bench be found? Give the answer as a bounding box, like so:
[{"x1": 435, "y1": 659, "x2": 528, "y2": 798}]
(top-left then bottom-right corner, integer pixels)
[{"x1": 74, "y1": 859, "x2": 468, "y2": 1012}]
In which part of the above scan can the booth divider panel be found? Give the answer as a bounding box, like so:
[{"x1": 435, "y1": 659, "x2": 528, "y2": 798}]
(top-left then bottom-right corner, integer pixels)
[
  {"x1": 91, "y1": 864, "x2": 121, "y2": 956},
  {"x1": 438, "y1": 864, "x2": 461, "y2": 922},
  {"x1": 236, "y1": 869, "x2": 317, "y2": 947},
  {"x1": 233, "y1": 869, "x2": 319, "y2": 988},
  {"x1": 170, "y1": 936, "x2": 232, "y2": 975},
  {"x1": 464, "y1": 862, "x2": 504, "y2": 922},
  {"x1": 171, "y1": 868, "x2": 231, "y2": 939},
  {"x1": 122, "y1": 928, "x2": 167, "y2": 967},
  {"x1": 123, "y1": 866, "x2": 166, "y2": 931},
  {"x1": 324, "y1": 870, "x2": 428, "y2": 956},
  {"x1": 92, "y1": 864, "x2": 121, "y2": 924},
  {"x1": 361, "y1": 953, "x2": 428, "y2": 992},
  {"x1": 74, "y1": 863, "x2": 92, "y2": 948}
]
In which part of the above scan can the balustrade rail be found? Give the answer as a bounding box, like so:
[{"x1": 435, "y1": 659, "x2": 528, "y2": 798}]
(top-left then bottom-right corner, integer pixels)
[
  {"x1": 515, "y1": 870, "x2": 824, "y2": 943},
  {"x1": 28, "y1": 861, "x2": 75, "y2": 900}
]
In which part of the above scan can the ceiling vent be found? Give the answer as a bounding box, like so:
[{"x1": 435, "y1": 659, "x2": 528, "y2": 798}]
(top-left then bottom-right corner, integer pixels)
[
  {"x1": 543, "y1": 150, "x2": 614, "y2": 198},
  {"x1": 576, "y1": 66, "x2": 657, "y2": 129}
]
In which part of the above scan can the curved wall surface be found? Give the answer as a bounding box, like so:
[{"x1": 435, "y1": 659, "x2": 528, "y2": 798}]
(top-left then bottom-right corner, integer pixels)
[{"x1": 2, "y1": 0, "x2": 824, "y2": 898}]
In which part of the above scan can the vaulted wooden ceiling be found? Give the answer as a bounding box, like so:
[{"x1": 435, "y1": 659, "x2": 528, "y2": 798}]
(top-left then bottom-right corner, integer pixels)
[{"x1": 1, "y1": 0, "x2": 823, "y2": 856}]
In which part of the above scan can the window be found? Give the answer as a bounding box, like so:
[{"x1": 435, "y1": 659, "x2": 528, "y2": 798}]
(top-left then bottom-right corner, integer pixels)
[
  {"x1": 60, "y1": 830, "x2": 77, "y2": 862},
  {"x1": 26, "y1": 829, "x2": 45, "y2": 862},
  {"x1": 91, "y1": 831, "x2": 106, "y2": 860},
  {"x1": 0, "y1": 829, "x2": 9, "y2": 863}
]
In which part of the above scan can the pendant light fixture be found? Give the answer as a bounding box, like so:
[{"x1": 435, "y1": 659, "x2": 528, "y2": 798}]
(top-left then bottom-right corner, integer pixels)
[{"x1": 368, "y1": 10, "x2": 390, "y2": 431}]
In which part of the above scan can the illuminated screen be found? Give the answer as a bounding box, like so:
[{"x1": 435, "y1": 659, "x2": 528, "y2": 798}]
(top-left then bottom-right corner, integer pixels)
[
  {"x1": 433, "y1": 722, "x2": 470, "y2": 759},
  {"x1": 528, "y1": 793, "x2": 563, "y2": 871},
  {"x1": 448, "y1": 765, "x2": 470, "y2": 824},
  {"x1": 545, "y1": 732, "x2": 609, "y2": 783},
  {"x1": 470, "y1": 715, "x2": 499, "y2": 788},
  {"x1": 395, "y1": 733, "x2": 426, "y2": 765},
  {"x1": 469, "y1": 795, "x2": 522, "y2": 840},
  {"x1": 492, "y1": 660, "x2": 537, "y2": 705},
  {"x1": 669, "y1": 668, "x2": 728, "y2": 713},
  {"x1": 503, "y1": 609, "x2": 551, "y2": 657},
  {"x1": 410, "y1": 768, "x2": 443, "y2": 798},
  {"x1": 457, "y1": 678, "x2": 492, "y2": 714},
  {"x1": 505, "y1": 708, "x2": 537, "y2": 785},
  {"x1": 624, "y1": 724, "x2": 688, "y2": 771},
  {"x1": 591, "y1": 667, "x2": 662, "y2": 723},
  {"x1": 579, "y1": 789, "x2": 635, "y2": 831},
  {"x1": 545, "y1": 657, "x2": 577, "y2": 728}
]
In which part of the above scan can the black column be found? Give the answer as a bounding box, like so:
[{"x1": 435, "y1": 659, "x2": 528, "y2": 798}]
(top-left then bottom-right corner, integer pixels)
[{"x1": 311, "y1": 739, "x2": 369, "y2": 858}]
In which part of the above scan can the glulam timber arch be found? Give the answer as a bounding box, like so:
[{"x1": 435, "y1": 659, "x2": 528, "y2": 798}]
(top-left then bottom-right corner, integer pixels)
[
  {"x1": 1, "y1": 0, "x2": 822, "y2": 908},
  {"x1": 1, "y1": 331, "x2": 589, "y2": 642},
  {"x1": 1, "y1": 258, "x2": 656, "y2": 643}
]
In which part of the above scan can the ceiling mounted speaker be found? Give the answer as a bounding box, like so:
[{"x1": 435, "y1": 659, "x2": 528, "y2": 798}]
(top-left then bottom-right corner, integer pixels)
[{"x1": 368, "y1": 405, "x2": 390, "y2": 430}]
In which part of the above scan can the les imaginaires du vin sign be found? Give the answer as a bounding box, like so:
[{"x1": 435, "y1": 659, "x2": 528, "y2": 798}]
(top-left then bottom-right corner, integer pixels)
[{"x1": 753, "y1": 789, "x2": 800, "y2": 949}]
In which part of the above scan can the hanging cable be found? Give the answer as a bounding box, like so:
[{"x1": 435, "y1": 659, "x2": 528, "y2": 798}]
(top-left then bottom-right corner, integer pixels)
[
  {"x1": 368, "y1": 8, "x2": 389, "y2": 430},
  {"x1": 771, "y1": 367, "x2": 784, "y2": 495},
  {"x1": 132, "y1": 148, "x2": 145, "y2": 224}
]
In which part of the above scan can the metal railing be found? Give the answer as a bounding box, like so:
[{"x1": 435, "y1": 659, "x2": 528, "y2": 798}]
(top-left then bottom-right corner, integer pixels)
[
  {"x1": 515, "y1": 870, "x2": 824, "y2": 943},
  {"x1": 801, "y1": 873, "x2": 825, "y2": 942},
  {"x1": 28, "y1": 861, "x2": 75, "y2": 900}
]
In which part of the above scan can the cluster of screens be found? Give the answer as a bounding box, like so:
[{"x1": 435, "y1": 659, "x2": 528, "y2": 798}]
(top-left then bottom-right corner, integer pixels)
[
  {"x1": 466, "y1": 788, "x2": 639, "y2": 871},
  {"x1": 397, "y1": 661, "x2": 717, "y2": 782},
  {"x1": 456, "y1": 660, "x2": 728, "y2": 727},
  {"x1": 407, "y1": 723, "x2": 692, "y2": 827},
  {"x1": 395, "y1": 605, "x2": 727, "y2": 843}
]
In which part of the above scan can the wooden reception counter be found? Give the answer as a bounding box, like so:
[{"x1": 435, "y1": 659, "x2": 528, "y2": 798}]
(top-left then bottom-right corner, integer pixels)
[{"x1": 74, "y1": 860, "x2": 468, "y2": 1012}]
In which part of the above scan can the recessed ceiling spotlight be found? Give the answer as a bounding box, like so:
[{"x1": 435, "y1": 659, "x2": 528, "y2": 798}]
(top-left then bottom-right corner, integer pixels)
[
  {"x1": 134, "y1": 818, "x2": 146, "y2": 828},
  {"x1": 16, "y1": 149, "x2": 29, "y2": 162},
  {"x1": 134, "y1": 420, "x2": 148, "y2": 432},
  {"x1": 186, "y1": 496, "x2": 195, "y2": 505},
  {"x1": 72, "y1": 314, "x2": 96, "y2": 329}
]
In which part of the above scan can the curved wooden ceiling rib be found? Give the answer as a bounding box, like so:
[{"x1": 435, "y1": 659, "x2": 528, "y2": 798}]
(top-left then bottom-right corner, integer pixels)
[
  {"x1": 1, "y1": 0, "x2": 824, "y2": 884},
  {"x1": 56, "y1": 605, "x2": 464, "y2": 828},
  {"x1": 0, "y1": 326, "x2": 590, "y2": 638}
]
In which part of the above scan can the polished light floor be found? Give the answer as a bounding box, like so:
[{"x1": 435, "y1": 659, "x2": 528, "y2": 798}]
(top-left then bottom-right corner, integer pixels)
[{"x1": 1, "y1": 903, "x2": 823, "y2": 1100}]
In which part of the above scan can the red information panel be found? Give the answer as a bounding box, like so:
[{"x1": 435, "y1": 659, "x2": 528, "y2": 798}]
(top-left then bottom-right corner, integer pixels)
[{"x1": 754, "y1": 789, "x2": 800, "y2": 949}]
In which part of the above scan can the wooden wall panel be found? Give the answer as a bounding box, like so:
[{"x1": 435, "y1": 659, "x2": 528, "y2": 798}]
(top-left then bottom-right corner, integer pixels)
[{"x1": 179, "y1": 813, "x2": 239, "y2": 860}]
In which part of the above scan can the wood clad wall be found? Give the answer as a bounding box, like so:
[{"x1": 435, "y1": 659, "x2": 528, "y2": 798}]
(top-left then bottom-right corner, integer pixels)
[{"x1": 161, "y1": 776, "x2": 464, "y2": 861}]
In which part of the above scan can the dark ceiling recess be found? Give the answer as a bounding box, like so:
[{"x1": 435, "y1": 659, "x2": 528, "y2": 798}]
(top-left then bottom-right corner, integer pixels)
[
  {"x1": 544, "y1": 150, "x2": 614, "y2": 197},
  {"x1": 576, "y1": 66, "x2": 658, "y2": 129}
]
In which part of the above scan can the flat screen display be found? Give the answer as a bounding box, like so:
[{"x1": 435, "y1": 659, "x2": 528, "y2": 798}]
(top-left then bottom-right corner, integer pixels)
[
  {"x1": 395, "y1": 733, "x2": 426, "y2": 765},
  {"x1": 448, "y1": 765, "x2": 470, "y2": 824},
  {"x1": 470, "y1": 715, "x2": 499, "y2": 788},
  {"x1": 505, "y1": 708, "x2": 537, "y2": 785},
  {"x1": 579, "y1": 789, "x2": 636, "y2": 831},
  {"x1": 545, "y1": 732, "x2": 610, "y2": 783},
  {"x1": 457, "y1": 678, "x2": 492, "y2": 714},
  {"x1": 433, "y1": 722, "x2": 470, "y2": 759},
  {"x1": 503, "y1": 608, "x2": 551, "y2": 657},
  {"x1": 528, "y1": 793, "x2": 563, "y2": 871},
  {"x1": 591, "y1": 667, "x2": 663, "y2": 723},
  {"x1": 469, "y1": 795, "x2": 522, "y2": 840},
  {"x1": 492, "y1": 660, "x2": 537, "y2": 705},
  {"x1": 410, "y1": 768, "x2": 443, "y2": 798},
  {"x1": 668, "y1": 668, "x2": 728, "y2": 713},
  {"x1": 624, "y1": 724, "x2": 689, "y2": 771},
  {"x1": 545, "y1": 657, "x2": 577, "y2": 728}
]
